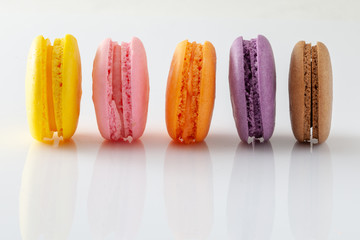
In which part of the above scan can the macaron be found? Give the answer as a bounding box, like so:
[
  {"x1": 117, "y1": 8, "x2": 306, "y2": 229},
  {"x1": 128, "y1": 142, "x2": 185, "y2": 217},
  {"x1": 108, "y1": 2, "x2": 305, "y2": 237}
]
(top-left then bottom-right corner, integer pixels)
[
  {"x1": 25, "y1": 34, "x2": 82, "y2": 142},
  {"x1": 229, "y1": 35, "x2": 276, "y2": 143},
  {"x1": 92, "y1": 37, "x2": 149, "y2": 142},
  {"x1": 289, "y1": 41, "x2": 333, "y2": 144},
  {"x1": 165, "y1": 40, "x2": 216, "y2": 144}
]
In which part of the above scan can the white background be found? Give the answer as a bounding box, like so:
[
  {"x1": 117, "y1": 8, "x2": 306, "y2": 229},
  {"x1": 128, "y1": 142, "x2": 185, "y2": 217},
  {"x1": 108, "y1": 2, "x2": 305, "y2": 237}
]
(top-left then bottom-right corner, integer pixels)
[{"x1": 1, "y1": 0, "x2": 360, "y2": 239}]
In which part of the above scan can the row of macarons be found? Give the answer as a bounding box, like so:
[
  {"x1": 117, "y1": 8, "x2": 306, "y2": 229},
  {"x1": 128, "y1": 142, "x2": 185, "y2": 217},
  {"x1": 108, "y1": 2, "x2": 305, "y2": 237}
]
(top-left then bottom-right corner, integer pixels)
[{"x1": 25, "y1": 34, "x2": 333, "y2": 144}]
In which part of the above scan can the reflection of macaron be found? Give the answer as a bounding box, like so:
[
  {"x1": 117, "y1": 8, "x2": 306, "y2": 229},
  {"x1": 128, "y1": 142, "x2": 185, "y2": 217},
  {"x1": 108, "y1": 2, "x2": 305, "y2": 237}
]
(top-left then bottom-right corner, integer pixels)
[
  {"x1": 227, "y1": 142, "x2": 275, "y2": 240},
  {"x1": 165, "y1": 40, "x2": 216, "y2": 144},
  {"x1": 289, "y1": 143, "x2": 332, "y2": 239},
  {"x1": 92, "y1": 37, "x2": 149, "y2": 142},
  {"x1": 229, "y1": 35, "x2": 276, "y2": 143},
  {"x1": 20, "y1": 140, "x2": 78, "y2": 239},
  {"x1": 289, "y1": 41, "x2": 333, "y2": 143},
  {"x1": 164, "y1": 142, "x2": 213, "y2": 239},
  {"x1": 88, "y1": 140, "x2": 146, "y2": 239},
  {"x1": 25, "y1": 34, "x2": 82, "y2": 142}
]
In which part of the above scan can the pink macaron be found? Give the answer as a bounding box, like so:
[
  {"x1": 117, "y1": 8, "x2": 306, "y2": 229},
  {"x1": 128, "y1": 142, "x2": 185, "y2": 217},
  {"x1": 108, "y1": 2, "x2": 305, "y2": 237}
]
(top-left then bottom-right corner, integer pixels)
[{"x1": 92, "y1": 37, "x2": 149, "y2": 142}]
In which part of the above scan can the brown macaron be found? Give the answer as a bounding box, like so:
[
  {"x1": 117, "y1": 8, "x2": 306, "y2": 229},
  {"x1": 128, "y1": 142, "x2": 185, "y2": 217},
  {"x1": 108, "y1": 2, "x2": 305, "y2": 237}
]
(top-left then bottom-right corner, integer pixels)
[{"x1": 289, "y1": 41, "x2": 333, "y2": 144}]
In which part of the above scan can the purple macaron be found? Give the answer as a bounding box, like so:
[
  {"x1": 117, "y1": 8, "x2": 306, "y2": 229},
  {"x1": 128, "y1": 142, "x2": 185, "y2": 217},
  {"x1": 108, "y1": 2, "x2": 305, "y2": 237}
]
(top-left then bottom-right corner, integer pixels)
[{"x1": 229, "y1": 35, "x2": 276, "y2": 143}]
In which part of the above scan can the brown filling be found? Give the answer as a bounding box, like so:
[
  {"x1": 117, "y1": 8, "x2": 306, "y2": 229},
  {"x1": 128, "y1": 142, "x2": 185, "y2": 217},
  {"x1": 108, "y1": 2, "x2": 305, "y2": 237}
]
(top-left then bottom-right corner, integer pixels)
[
  {"x1": 312, "y1": 45, "x2": 319, "y2": 140},
  {"x1": 303, "y1": 44, "x2": 311, "y2": 141},
  {"x1": 303, "y1": 44, "x2": 319, "y2": 141}
]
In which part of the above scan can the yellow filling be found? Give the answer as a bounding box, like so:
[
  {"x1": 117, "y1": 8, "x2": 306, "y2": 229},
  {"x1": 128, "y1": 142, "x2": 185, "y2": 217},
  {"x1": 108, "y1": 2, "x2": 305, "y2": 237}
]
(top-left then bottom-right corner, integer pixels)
[
  {"x1": 52, "y1": 38, "x2": 64, "y2": 137},
  {"x1": 41, "y1": 38, "x2": 52, "y2": 139},
  {"x1": 46, "y1": 44, "x2": 56, "y2": 132}
]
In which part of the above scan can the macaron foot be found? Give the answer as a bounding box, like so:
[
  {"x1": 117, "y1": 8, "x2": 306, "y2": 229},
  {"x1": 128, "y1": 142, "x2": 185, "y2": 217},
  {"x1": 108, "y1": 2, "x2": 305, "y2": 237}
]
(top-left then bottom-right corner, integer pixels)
[{"x1": 247, "y1": 136, "x2": 265, "y2": 144}]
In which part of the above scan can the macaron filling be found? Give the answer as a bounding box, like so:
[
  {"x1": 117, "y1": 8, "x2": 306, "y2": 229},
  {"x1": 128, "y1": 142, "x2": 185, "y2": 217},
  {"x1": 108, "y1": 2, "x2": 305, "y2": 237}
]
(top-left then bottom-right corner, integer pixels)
[
  {"x1": 303, "y1": 43, "x2": 312, "y2": 141},
  {"x1": 243, "y1": 39, "x2": 263, "y2": 140},
  {"x1": 51, "y1": 38, "x2": 64, "y2": 137},
  {"x1": 303, "y1": 43, "x2": 320, "y2": 142},
  {"x1": 45, "y1": 42, "x2": 56, "y2": 134},
  {"x1": 311, "y1": 45, "x2": 319, "y2": 140},
  {"x1": 42, "y1": 37, "x2": 64, "y2": 139},
  {"x1": 121, "y1": 42, "x2": 133, "y2": 139},
  {"x1": 108, "y1": 41, "x2": 132, "y2": 141},
  {"x1": 177, "y1": 41, "x2": 203, "y2": 143}
]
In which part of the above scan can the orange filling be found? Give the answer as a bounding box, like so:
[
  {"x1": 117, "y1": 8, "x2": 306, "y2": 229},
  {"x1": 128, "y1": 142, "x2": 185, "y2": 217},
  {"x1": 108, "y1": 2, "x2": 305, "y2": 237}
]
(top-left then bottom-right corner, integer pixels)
[{"x1": 176, "y1": 42, "x2": 203, "y2": 143}]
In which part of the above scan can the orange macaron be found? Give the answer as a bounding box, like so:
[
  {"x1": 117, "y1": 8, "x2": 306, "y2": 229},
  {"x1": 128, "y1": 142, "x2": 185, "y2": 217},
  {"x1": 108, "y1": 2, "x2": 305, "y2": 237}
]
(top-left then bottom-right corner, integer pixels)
[{"x1": 165, "y1": 40, "x2": 216, "y2": 144}]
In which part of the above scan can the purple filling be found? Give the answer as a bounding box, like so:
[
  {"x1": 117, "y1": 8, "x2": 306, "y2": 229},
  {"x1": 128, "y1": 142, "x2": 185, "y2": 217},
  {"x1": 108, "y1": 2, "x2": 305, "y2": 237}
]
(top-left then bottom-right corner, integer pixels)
[{"x1": 243, "y1": 39, "x2": 263, "y2": 138}]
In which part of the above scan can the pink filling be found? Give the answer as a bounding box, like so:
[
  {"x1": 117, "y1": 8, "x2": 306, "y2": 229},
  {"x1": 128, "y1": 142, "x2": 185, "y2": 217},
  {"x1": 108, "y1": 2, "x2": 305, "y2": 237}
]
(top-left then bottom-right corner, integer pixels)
[
  {"x1": 108, "y1": 41, "x2": 132, "y2": 141},
  {"x1": 121, "y1": 42, "x2": 132, "y2": 139}
]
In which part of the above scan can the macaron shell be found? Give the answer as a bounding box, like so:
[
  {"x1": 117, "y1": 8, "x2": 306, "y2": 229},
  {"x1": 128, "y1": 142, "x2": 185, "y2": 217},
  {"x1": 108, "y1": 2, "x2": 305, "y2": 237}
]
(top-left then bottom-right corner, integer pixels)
[
  {"x1": 257, "y1": 35, "x2": 276, "y2": 141},
  {"x1": 93, "y1": 38, "x2": 112, "y2": 140},
  {"x1": 130, "y1": 37, "x2": 149, "y2": 140},
  {"x1": 165, "y1": 40, "x2": 187, "y2": 140},
  {"x1": 195, "y1": 41, "x2": 216, "y2": 142},
  {"x1": 61, "y1": 34, "x2": 82, "y2": 140},
  {"x1": 25, "y1": 35, "x2": 53, "y2": 141},
  {"x1": 229, "y1": 37, "x2": 249, "y2": 142},
  {"x1": 317, "y1": 42, "x2": 332, "y2": 143},
  {"x1": 289, "y1": 41, "x2": 306, "y2": 142}
]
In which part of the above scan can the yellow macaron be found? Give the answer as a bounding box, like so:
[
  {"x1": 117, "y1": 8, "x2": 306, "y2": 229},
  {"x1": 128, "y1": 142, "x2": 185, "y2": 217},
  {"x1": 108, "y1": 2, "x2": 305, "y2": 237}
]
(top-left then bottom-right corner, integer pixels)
[{"x1": 25, "y1": 34, "x2": 82, "y2": 142}]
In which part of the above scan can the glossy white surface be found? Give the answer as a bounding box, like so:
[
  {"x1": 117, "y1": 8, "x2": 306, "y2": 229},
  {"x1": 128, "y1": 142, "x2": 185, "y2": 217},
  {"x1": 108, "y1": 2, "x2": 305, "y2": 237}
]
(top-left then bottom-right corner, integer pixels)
[
  {"x1": 1, "y1": 1, "x2": 360, "y2": 239},
  {"x1": 1, "y1": 128, "x2": 360, "y2": 239}
]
